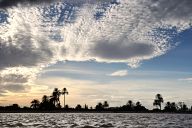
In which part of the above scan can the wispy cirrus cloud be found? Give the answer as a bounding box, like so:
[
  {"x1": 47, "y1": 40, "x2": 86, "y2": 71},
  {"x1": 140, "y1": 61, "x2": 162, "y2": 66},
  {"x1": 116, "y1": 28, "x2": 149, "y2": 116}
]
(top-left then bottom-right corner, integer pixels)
[
  {"x1": 179, "y1": 78, "x2": 192, "y2": 81},
  {"x1": 109, "y1": 70, "x2": 128, "y2": 77}
]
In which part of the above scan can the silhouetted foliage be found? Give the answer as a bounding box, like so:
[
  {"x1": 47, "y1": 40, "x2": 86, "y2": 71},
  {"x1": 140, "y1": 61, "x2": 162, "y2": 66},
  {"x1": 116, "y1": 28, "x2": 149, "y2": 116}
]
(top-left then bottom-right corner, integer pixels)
[
  {"x1": 51, "y1": 88, "x2": 61, "y2": 108},
  {"x1": 7, "y1": 104, "x2": 20, "y2": 110},
  {"x1": 134, "y1": 101, "x2": 147, "y2": 111},
  {"x1": 84, "y1": 104, "x2": 88, "y2": 110},
  {"x1": 178, "y1": 102, "x2": 188, "y2": 112},
  {"x1": 0, "y1": 104, "x2": 20, "y2": 111},
  {"x1": 75, "y1": 104, "x2": 82, "y2": 110},
  {"x1": 153, "y1": 94, "x2": 164, "y2": 110},
  {"x1": 64, "y1": 105, "x2": 69, "y2": 110},
  {"x1": 0, "y1": 90, "x2": 191, "y2": 113},
  {"x1": 61, "y1": 88, "x2": 68, "y2": 108},
  {"x1": 103, "y1": 101, "x2": 109, "y2": 109},
  {"x1": 30, "y1": 99, "x2": 40, "y2": 109},
  {"x1": 96, "y1": 102, "x2": 104, "y2": 111},
  {"x1": 126, "y1": 100, "x2": 134, "y2": 111},
  {"x1": 23, "y1": 106, "x2": 30, "y2": 110},
  {"x1": 164, "y1": 102, "x2": 177, "y2": 112},
  {"x1": 40, "y1": 95, "x2": 51, "y2": 110},
  {"x1": 119, "y1": 100, "x2": 147, "y2": 112}
]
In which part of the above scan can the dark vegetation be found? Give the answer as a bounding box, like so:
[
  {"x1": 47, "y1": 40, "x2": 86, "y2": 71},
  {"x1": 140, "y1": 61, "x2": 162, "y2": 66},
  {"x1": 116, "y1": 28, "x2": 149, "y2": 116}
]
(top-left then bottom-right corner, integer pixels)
[{"x1": 0, "y1": 88, "x2": 192, "y2": 113}]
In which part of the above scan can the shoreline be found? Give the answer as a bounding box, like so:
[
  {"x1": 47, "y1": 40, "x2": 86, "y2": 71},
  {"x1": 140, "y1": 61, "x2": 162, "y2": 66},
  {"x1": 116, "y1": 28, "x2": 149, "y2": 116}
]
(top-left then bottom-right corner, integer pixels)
[{"x1": 0, "y1": 110, "x2": 192, "y2": 114}]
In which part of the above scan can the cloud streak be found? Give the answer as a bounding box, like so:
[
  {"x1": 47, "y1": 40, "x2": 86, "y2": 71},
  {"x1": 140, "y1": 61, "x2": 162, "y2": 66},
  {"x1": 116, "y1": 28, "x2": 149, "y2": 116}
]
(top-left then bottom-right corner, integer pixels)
[
  {"x1": 109, "y1": 70, "x2": 128, "y2": 77},
  {"x1": 179, "y1": 78, "x2": 192, "y2": 81}
]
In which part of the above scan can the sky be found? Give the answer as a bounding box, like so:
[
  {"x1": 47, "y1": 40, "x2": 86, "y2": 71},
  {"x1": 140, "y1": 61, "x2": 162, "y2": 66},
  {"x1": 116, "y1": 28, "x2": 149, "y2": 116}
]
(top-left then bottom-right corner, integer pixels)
[{"x1": 0, "y1": 0, "x2": 192, "y2": 109}]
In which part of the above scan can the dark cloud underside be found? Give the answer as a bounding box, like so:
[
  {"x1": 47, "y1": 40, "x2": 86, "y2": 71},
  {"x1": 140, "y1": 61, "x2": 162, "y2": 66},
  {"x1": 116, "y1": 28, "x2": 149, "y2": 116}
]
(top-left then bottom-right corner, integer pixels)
[
  {"x1": 0, "y1": 0, "x2": 57, "y2": 8},
  {"x1": 0, "y1": 0, "x2": 113, "y2": 8},
  {"x1": 91, "y1": 40, "x2": 155, "y2": 60}
]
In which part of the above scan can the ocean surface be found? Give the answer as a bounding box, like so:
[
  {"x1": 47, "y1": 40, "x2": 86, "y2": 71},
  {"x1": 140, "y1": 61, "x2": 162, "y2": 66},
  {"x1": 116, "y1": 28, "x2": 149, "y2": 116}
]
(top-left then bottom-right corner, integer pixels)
[{"x1": 0, "y1": 113, "x2": 192, "y2": 128}]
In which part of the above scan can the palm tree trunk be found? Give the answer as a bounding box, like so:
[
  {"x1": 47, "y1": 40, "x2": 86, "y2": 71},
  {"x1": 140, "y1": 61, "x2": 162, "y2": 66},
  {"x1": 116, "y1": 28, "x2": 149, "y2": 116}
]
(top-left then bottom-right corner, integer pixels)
[{"x1": 64, "y1": 94, "x2": 65, "y2": 108}]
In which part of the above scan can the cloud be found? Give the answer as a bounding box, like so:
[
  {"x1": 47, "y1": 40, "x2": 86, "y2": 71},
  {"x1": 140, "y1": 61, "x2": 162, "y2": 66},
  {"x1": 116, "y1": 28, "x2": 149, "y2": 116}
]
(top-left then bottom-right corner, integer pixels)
[
  {"x1": 91, "y1": 39, "x2": 155, "y2": 60},
  {"x1": 0, "y1": 0, "x2": 192, "y2": 95},
  {"x1": 0, "y1": 72, "x2": 31, "y2": 95},
  {"x1": 0, "y1": 37, "x2": 53, "y2": 69},
  {"x1": 0, "y1": 0, "x2": 113, "y2": 8},
  {"x1": 0, "y1": 74, "x2": 29, "y2": 83},
  {"x1": 0, "y1": 0, "x2": 60, "y2": 8},
  {"x1": 2, "y1": 83, "x2": 30, "y2": 93},
  {"x1": 148, "y1": 0, "x2": 192, "y2": 22},
  {"x1": 179, "y1": 78, "x2": 192, "y2": 81},
  {"x1": 109, "y1": 70, "x2": 128, "y2": 77},
  {"x1": 0, "y1": 82, "x2": 30, "y2": 94},
  {"x1": 0, "y1": 90, "x2": 6, "y2": 96}
]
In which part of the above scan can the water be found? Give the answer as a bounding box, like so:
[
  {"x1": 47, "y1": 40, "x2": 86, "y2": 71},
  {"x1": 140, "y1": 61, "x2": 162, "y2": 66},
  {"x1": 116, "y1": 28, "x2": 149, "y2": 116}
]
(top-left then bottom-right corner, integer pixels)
[{"x1": 0, "y1": 113, "x2": 192, "y2": 128}]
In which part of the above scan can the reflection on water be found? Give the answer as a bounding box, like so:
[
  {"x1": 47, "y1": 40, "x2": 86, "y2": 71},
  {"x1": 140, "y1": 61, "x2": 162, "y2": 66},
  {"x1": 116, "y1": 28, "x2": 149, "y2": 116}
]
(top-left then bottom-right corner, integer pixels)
[{"x1": 0, "y1": 113, "x2": 192, "y2": 128}]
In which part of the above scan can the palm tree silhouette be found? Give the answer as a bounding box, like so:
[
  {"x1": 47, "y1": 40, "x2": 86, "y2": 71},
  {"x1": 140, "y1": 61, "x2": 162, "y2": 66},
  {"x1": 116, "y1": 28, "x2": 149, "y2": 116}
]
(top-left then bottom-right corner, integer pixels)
[
  {"x1": 135, "y1": 101, "x2": 143, "y2": 111},
  {"x1": 136, "y1": 101, "x2": 141, "y2": 107},
  {"x1": 96, "y1": 102, "x2": 103, "y2": 110},
  {"x1": 51, "y1": 88, "x2": 61, "y2": 107},
  {"x1": 126, "y1": 100, "x2": 134, "y2": 110},
  {"x1": 103, "y1": 101, "x2": 109, "y2": 109},
  {"x1": 178, "y1": 102, "x2": 188, "y2": 111},
  {"x1": 75, "y1": 104, "x2": 82, "y2": 110},
  {"x1": 30, "y1": 99, "x2": 40, "y2": 109},
  {"x1": 61, "y1": 88, "x2": 68, "y2": 108},
  {"x1": 164, "y1": 101, "x2": 171, "y2": 111},
  {"x1": 42, "y1": 95, "x2": 49, "y2": 103},
  {"x1": 153, "y1": 94, "x2": 164, "y2": 110},
  {"x1": 153, "y1": 99, "x2": 159, "y2": 109},
  {"x1": 127, "y1": 100, "x2": 133, "y2": 106},
  {"x1": 40, "y1": 95, "x2": 50, "y2": 110}
]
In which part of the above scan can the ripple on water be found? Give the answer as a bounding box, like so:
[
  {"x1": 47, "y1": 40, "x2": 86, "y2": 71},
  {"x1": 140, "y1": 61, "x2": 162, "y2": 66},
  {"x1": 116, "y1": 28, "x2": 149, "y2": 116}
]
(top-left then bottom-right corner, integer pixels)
[
  {"x1": 100, "y1": 123, "x2": 114, "y2": 127},
  {"x1": 81, "y1": 125, "x2": 97, "y2": 128},
  {"x1": 0, "y1": 113, "x2": 192, "y2": 128}
]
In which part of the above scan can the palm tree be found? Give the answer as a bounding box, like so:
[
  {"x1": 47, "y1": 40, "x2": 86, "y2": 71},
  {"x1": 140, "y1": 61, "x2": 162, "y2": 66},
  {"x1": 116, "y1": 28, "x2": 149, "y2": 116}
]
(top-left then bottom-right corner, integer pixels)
[
  {"x1": 42, "y1": 95, "x2": 49, "y2": 103},
  {"x1": 103, "y1": 101, "x2": 109, "y2": 109},
  {"x1": 61, "y1": 88, "x2": 68, "y2": 108},
  {"x1": 170, "y1": 102, "x2": 177, "y2": 111},
  {"x1": 178, "y1": 102, "x2": 188, "y2": 111},
  {"x1": 136, "y1": 101, "x2": 141, "y2": 106},
  {"x1": 31, "y1": 99, "x2": 40, "y2": 109},
  {"x1": 153, "y1": 99, "x2": 159, "y2": 109},
  {"x1": 127, "y1": 100, "x2": 133, "y2": 107},
  {"x1": 153, "y1": 94, "x2": 164, "y2": 110},
  {"x1": 40, "y1": 95, "x2": 49, "y2": 110},
  {"x1": 84, "y1": 104, "x2": 88, "y2": 110},
  {"x1": 164, "y1": 102, "x2": 171, "y2": 111},
  {"x1": 75, "y1": 104, "x2": 82, "y2": 110},
  {"x1": 51, "y1": 88, "x2": 61, "y2": 107},
  {"x1": 126, "y1": 100, "x2": 134, "y2": 111},
  {"x1": 96, "y1": 102, "x2": 103, "y2": 110}
]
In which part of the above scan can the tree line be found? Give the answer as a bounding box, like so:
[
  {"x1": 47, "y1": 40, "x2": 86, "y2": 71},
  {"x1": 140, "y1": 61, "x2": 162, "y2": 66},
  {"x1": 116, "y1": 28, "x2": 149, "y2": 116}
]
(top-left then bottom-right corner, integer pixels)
[{"x1": 0, "y1": 88, "x2": 192, "y2": 113}]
